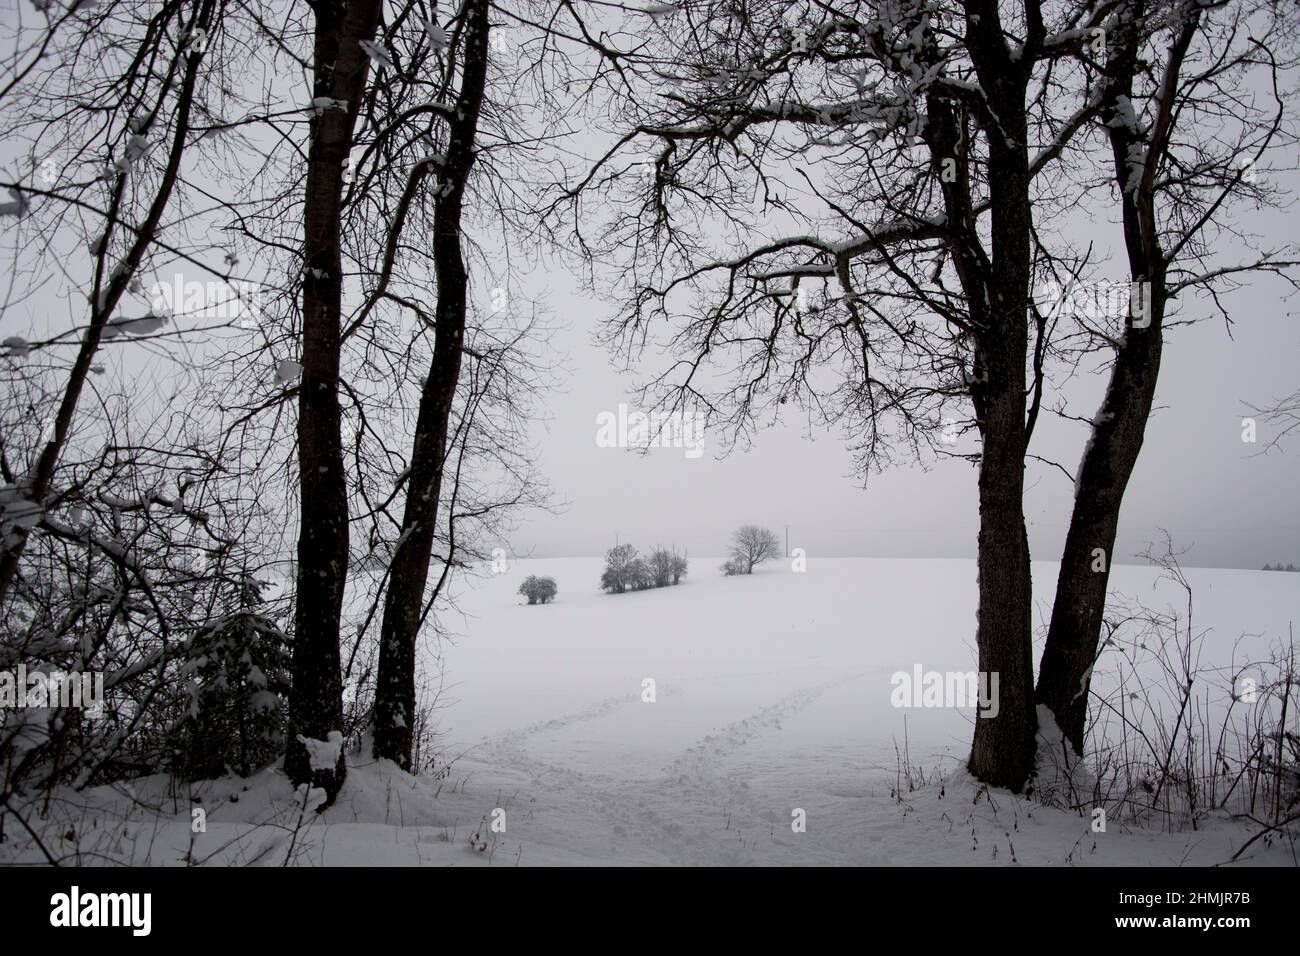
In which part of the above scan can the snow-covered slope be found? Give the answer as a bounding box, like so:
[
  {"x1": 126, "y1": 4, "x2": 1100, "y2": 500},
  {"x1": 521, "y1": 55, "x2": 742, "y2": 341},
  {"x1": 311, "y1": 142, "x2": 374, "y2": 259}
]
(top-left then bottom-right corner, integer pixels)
[{"x1": 3, "y1": 557, "x2": 1294, "y2": 866}]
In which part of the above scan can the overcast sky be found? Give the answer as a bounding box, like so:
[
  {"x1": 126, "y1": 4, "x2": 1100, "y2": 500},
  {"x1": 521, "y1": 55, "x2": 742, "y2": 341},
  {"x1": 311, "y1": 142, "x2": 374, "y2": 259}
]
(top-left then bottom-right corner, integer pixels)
[
  {"x1": 491, "y1": 11, "x2": 1300, "y2": 572},
  {"x1": 507, "y1": 234, "x2": 1298, "y2": 570}
]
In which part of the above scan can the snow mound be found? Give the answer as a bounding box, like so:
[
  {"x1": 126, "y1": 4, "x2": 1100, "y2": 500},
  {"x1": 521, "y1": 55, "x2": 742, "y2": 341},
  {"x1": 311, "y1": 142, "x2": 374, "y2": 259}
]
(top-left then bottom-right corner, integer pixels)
[{"x1": 1031, "y1": 704, "x2": 1096, "y2": 809}]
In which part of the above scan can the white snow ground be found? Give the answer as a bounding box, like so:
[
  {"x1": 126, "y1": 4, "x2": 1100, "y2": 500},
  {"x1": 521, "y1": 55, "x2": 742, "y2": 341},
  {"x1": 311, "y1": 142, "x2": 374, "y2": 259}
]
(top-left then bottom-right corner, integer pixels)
[{"x1": 3, "y1": 557, "x2": 1296, "y2": 866}]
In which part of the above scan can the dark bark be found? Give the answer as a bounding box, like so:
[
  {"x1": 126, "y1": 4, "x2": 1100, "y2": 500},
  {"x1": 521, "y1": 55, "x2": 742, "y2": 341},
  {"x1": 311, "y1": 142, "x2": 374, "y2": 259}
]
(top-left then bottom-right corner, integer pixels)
[
  {"x1": 942, "y1": 3, "x2": 1039, "y2": 790},
  {"x1": 1034, "y1": 293, "x2": 1164, "y2": 752},
  {"x1": 284, "y1": 0, "x2": 383, "y2": 802},
  {"x1": 1035, "y1": 0, "x2": 1192, "y2": 754},
  {"x1": 371, "y1": 0, "x2": 490, "y2": 768},
  {"x1": 964, "y1": 129, "x2": 1038, "y2": 791},
  {"x1": 966, "y1": 313, "x2": 1037, "y2": 790}
]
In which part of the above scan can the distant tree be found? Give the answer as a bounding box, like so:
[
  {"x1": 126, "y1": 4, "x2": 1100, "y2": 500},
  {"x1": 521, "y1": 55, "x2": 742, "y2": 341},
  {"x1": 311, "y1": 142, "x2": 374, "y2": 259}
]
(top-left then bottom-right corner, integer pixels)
[
  {"x1": 1263, "y1": 564, "x2": 1275, "y2": 571},
  {"x1": 1287, "y1": 564, "x2": 1298, "y2": 573},
  {"x1": 670, "y1": 553, "x2": 688, "y2": 585},
  {"x1": 728, "y1": 525, "x2": 781, "y2": 575},
  {"x1": 518, "y1": 576, "x2": 557, "y2": 605},
  {"x1": 600, "y1": 544, "x2": 640, "y2": 594}
]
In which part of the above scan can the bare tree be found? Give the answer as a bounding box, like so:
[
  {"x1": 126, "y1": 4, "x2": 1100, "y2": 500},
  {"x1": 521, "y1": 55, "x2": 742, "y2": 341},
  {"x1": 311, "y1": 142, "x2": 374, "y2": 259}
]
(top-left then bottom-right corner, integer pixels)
[
  {"x1": 0, "y1": 0, "x2": 218, "y2": 606},
  {"x1": 729, "y1": 525, "x2": 780, "y2": 574},
  {"x1": 548, "y1": 0, "x2": 1295, "y2": 791},
  {"x1": 0, "y1": 0, "x2": 552, "y2": 801},
  {"x1": 370, "y1": 0, "x2": 492, "y2": 769},
  {"x1": 1035, "y1": 0, "x2": 1299, "y2": 756},
  {"x1": 546, "y1": 0, "x2": 1072, "y2": 789},
  {"x1": 0, "y1": 0, "x2": 306, "y2": 803},
  {"x1": 199, "y1": 0, "x2": 553, "y2": 775},
  {"x1": 282, "y1": 0, "x2": 386, "y2": 803}
]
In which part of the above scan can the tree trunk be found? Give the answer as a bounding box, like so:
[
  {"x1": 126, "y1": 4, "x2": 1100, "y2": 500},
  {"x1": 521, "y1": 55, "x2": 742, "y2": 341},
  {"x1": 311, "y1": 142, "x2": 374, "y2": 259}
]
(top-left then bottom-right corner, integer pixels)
[
  {"x1": 372, "y1": 0, "x2": 489, "y2": 768},
  {"x1": 1036, "y1": 0, "x2": 1190, "y2": 754},
  {"x1": 955, "y1": 6, "x2": 1039, "y2": 791},
  {"x1": 965, "y1": 223, "x2": 1037, "y2": 791},
  {"x1": 1034, "y1": 289, "x2": 1164, "y2": 752},
  {"x1": 284, "y1": 0, "x2": 383, "y2": 802},
  {"x1": 967, "y1": 339, "x2": 1037, "y2": 790}
]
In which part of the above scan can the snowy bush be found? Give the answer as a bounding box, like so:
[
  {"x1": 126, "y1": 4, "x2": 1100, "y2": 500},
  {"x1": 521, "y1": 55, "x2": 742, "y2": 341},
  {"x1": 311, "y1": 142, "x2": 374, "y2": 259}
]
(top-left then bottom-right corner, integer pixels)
[
  {"x1": 600, "y1": 544, "x2": 639, "y2": 593},
  {"x1": 644, "y1": 548, "x2": 688, "y2": 587},
  {"x1": 720, "y1": 556, "x2": 747, "y2": 576},
  {"x1": 647, "y1": 549, "x2": 675, "y2": 588},
  {"x1": 628, "y1": 557, "x2": 655, "y2": 590},
  {"x1": 173, "y1": 578, "x2": 291, "y2": 780},
  {"x1": 0, "y1": 466, "x2": 289, "y2": 795},
  {"x1": 518, "y1": 575, "x2": 557, "y2": 605},
  {"x1": 602, "y1": 545, "x2": 686, "y2": 593}
]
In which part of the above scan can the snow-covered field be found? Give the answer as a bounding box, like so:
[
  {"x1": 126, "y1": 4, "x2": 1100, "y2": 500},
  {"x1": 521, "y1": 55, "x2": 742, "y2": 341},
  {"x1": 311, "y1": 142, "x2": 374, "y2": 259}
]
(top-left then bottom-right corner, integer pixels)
[{"x1": 4, "y1": 557, "x2": 1295, "y2": 866}]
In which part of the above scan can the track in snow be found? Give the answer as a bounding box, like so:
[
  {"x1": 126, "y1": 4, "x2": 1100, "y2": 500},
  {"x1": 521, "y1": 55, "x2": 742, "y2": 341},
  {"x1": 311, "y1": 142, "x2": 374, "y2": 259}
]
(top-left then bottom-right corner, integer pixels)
[{"x1": 471, "y1": 672, "x2": 871, "y2": 864}]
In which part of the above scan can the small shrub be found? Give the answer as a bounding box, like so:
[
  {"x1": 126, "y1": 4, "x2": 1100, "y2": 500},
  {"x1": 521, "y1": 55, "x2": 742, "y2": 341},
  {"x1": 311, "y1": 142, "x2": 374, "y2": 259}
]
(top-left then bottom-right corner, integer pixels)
[
  {"x1": 518, "y1": 575, "x2": 557, "y2": 605},
  {"x1": 640, "y1": 548, "x2": 688, "y2": 588},
  {"x1": 604, "y1": 544, "x2": 687, "y2": 593},
  {"x1": 647, "y1": 549, "x2": 676, "y2": 588},
  {"x1": 602, "y1": 544, "x2": 688, "y2": 594},
  {"x1": 721, "y1": 556, "x2": 747, "y2": 576},
  {"x1": 173, "y1": 578, "x2": 290, "y2": 780},
  {"x1": 600, "y1": 544, "x2": 640, "y2": 593},
  {"x1": 628, "y1": 557, "x2": 654, "y2": 591}
]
